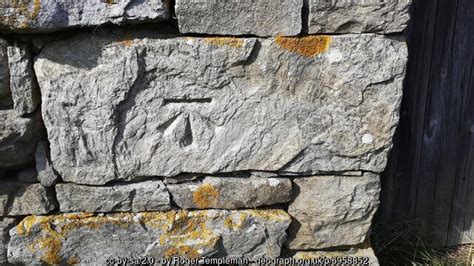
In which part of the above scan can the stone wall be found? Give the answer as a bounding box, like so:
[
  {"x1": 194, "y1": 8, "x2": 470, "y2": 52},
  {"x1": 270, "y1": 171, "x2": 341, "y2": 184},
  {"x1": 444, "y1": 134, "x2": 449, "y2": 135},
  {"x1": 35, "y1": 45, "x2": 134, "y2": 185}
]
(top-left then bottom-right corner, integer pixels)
[{"x1": 0, "y1": 0, "x2": 410, "y2": 264}]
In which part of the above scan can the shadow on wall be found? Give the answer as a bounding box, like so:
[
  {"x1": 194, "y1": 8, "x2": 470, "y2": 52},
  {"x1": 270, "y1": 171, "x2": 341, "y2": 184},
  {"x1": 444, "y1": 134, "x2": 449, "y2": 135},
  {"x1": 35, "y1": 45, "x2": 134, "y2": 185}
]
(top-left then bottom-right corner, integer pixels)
[{"x1": 378, "y1": 0, "x2": 474, "y2": 247}]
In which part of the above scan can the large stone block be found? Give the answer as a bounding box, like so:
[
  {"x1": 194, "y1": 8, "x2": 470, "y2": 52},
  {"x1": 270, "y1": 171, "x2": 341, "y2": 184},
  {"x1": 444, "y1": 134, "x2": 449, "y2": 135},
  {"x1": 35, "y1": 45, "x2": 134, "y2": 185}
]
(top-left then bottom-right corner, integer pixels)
[
  {"x1": 0, "y1": 110, "x2": 43, "y2": 168},
  {"x1": 308, "y1": 0, "x2": 411, "y2": 34},
  {"x1": 7, "y1": 42, "x2": 40, "y2": 116},
  {"x1": 35, "y1": 141, "x2": 60, "y2": 187},
  {"x1": 287, "y1": 173, "x2": 380, "y2": 249},
  {"x1": 56, "y1": 180, "x2": 171, "y2": 213},
  {"x1": 0, "y1": 218, "x2": 18, "y2": 264},
  {"x1": 8, "y1": 210, "x2": 291, "y2": 264},
  {"x1": 34, "y1": 31, "x2": 407, "y2": 185},
  {"x1": 176, "y1": 0, "x2": 302, "y2": 36},
  {"x1": 0, "y1": 182, "x2": 57, "y2": 216},
  {"x1": 0, "y1": 0, "x2": 170, "y2": 33},
  {"x1": 168, "y1": 176, "x2": 292, "y2": 209}
]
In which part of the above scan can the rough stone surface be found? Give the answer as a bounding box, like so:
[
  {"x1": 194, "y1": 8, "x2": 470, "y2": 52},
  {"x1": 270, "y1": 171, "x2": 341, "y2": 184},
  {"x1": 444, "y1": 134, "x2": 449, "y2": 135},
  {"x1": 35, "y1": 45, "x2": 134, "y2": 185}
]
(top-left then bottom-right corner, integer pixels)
[
  {"x1": 0, "y1": 0, "x2": 170, "y2": 33},
  {"x1": 8, "y1": 210, "x2": 291, "y2": 264},
  {"x1": 35, "y1": 32, "x2": 407, "y2": 185},
  {"x1": 35, "y1": 141, "x2": 60, "y2": 187},
  {"x1": 56, "y1": 180, "x2": 170, "y2": 213},
  {"x1": 0, "y1": 110, "x2": 43, "y2": 168},
  {"x1": 17, "y1": 168, "x2": 38, "y2": 183},
  {"x1": 293, "y1": 248, "x2": 379, "y2": 266},
  {"x1": 0, "y1": 182, "x2": 57, "y2": 216},
  {"x1": 0, "y1": 218, "x2": 18, "y2": 264},
  {"x1": 308, "y1": 0, "x2": 411, "y2": 34},
  {"x1": 168, "y1": 176, "x2": 292, "y2": 209},
  {"x1": 0, "y1": 39, "x2": 12, "y2": 108},
  {"x1": 287, "y1": 173, "x2": 380, "y2": 249},
  {"x1": 176, "y1": 0, "x2": 302, "y2": 36},
  {"x1": 7, "y1": 42, "x2": 40, "y2": 116}
]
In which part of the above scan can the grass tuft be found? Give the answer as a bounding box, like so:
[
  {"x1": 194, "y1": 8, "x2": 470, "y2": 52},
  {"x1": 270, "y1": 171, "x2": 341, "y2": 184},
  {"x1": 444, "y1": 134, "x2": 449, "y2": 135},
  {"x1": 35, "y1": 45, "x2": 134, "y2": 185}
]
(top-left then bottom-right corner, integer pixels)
[{"x1": 372, "y1": 220, "x2": 474, "y2": 265}]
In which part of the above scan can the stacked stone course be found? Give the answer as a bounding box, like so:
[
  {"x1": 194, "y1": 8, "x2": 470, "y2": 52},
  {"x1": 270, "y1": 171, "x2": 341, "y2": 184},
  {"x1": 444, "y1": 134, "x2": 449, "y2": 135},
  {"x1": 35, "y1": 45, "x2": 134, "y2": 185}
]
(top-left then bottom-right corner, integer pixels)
[{"x1": 0, "y1": 0, "x2": 410, "y2": 264}]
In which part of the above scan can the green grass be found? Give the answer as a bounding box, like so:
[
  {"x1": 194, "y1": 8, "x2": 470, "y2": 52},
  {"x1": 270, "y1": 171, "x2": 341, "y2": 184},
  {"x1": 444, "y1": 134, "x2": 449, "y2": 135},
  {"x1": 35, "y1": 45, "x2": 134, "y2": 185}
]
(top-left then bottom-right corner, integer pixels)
[{"x1": 371, "y1": 220, "x2": 473, "y2": 265}]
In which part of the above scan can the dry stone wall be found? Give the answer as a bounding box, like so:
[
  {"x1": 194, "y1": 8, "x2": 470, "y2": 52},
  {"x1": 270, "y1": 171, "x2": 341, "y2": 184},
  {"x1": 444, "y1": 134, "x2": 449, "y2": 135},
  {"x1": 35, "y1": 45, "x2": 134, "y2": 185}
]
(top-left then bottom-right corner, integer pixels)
[{"x1": 0, "y1": 0, "x2": 410, "y2": 264}]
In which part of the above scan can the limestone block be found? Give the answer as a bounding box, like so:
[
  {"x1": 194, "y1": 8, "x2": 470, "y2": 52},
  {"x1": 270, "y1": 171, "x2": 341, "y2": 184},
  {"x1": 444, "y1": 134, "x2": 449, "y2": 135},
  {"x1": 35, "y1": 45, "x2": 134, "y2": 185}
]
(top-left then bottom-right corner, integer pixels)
[
  {"x1": 308, "y1": 0, "x2": 411, "y2": 34},
  {"x1": 0, "y1": 182, "x2": 57, "y2": 216},
  {"x1": 8, "y1": 210, "x2": 291, "y2": 264},
  {"x1": 0, "y1": 0, "x2": 170, "y2": 33},
  {"x1": 7, "y1": 42, "x2": 40, "y2": 116},
  {"x1": 287, "y1": 173, "x2": 380, "y2": 249},
  {"x1": 34, "y1": 31, "x2": 407, "y2": 185},
  {"x1": 0, "y1": 110, "x2": 43, "y2": 168},
  {"x1": 168, "y1": 176, "x2": 292, "y2": 209},
  {"x1": 56, "y1": 180, "x2": 171, "y2": 213},
  {"x1": 176, "y1": 0, "x2": 303, "y2": 36}
]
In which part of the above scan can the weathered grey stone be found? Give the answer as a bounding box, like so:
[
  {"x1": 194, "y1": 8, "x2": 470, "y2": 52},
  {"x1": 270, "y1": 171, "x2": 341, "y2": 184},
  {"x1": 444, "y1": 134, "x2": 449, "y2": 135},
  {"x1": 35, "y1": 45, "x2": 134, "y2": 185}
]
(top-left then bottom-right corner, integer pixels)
[
  {"x1": 7, "y1": 42, "x2": 40, "y2": 116},
  {"x1": 35, "y1": 141, "x2": 60, "y2": 187},
  {"x1": 168, "y1": 176, "x2": 292, "y2": 209},
  {"x1": 1, "y1": 217, "x2": 18, "y2": 264},
  {"x1": 287, "y1": 173, "x2": 380, "y2": 249},
  {"x1": 293, "y1": 248, "x2": 379, "y2": 266},
  {"x1": 35, "y1": 32, "x2": 407, "y2": 185},
  {"x1": 176, "y1": 0, "x2": 302, "y2": 36},
  {"x1": 308, "y1": 0, "x2": 411, "y2": 34},
  {"x1": 56, "y1": 180, "x2": 170, "y2": 213},
  {"x1": 8, "y1": 210, "x2": 291, "y2": 264},
  {"x1": 17, "y1": 168, "x2": 38, "y2": 183},
  {"x1": 0, "y1": 182, "x2": 57, "y2": 216},
  {"x1": 0, "y1": 0, "x2": 170, "y2": 33},
  {"x1": 0, "y1": 110, "x2": 43, "y2": 168},
  {"x1": 0, "y1": 39, "x2": 11, "y2": 108}
]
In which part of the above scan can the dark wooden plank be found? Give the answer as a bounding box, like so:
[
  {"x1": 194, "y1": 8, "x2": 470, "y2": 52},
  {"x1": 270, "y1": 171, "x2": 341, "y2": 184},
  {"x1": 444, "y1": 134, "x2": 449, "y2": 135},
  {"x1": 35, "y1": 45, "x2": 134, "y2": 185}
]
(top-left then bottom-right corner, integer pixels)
[{"x1": 380, "y1": 0, "x2": 474, "y2": 246}]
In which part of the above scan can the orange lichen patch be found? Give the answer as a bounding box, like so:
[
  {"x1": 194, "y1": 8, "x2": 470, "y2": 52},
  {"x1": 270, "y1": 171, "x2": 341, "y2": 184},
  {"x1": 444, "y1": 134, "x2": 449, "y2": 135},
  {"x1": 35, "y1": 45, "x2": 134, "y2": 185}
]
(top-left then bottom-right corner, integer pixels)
[
  {"x1": 37, "y1": 237, "x2": 62, "y2": 265},
  {"x1": 164, "y1": 246, "x2": 200, "y2": 259},
  {"x1": 275, "y1": 35, "x2": 332, "y2": 57},
  {"x1": 121, "y1": 39, "x2": 134, "y2": 47},
  {"x1": 192, "y1": 183, "x2": 220, "y2": 208},
  {"x1": 204, "y1": 37, "x2": 244, "y2": 48},
  {"x1": 224, "y1": 213, "x2": 248, "y2": 231}
]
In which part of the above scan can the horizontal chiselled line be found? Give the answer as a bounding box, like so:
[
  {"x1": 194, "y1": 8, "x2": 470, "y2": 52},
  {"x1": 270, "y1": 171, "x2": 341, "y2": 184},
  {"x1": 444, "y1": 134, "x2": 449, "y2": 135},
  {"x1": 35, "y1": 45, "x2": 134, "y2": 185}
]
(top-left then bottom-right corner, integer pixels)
[{"x1": 163, "y1": 98, "x2": 212, "y2": 105}]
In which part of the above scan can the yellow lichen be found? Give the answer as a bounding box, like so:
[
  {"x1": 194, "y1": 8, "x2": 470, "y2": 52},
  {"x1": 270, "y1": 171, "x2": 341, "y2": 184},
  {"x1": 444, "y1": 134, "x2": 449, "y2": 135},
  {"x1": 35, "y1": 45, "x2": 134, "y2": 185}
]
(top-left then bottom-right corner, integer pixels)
[
  {"x1": 192, "y1": 184, "x2": 220, "y2": 208},
  {"x1": 1, "y1": 0, "x2": 42, "y2": 29},
  {"x1": 37, "y1": 237, "x2": 62, "y2": 265},
  {"x1": 17, "y1": 215, "x2": 37, "y2": 236},
  {"x1": 204, "y1": 37, "x2": 244, "y2": 48},
  {"x1": 275, "y1": 35, "x2": 332, "y2": 57},
  {"x1": 224, "y1": 213, "x2": 248, "y2": 231},
  {"x1": 67, "y1": 257, "x2": 80, "y2": 265},
  {"x1": 164, "y1": 246, "x2": 200, "y2": 259},
  {"x1": 243, "y1": 209, "x2": 291, "y2": 222},
  {"x1": 157, "y1": 211, "x2": 220, "y2": 259}
]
